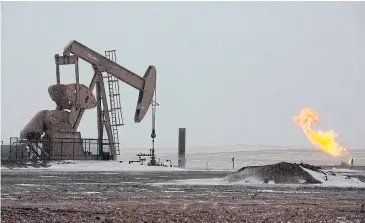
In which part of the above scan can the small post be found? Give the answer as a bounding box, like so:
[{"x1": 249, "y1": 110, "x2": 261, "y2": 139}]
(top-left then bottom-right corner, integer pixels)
[
  {"x1": 178, "y1": 128, "x2": 186, "y2": 168},
  {"x1": 9, "y1": 138, "x2": 12, "y2": 161},
  {"x1": 72, "y1": 138, "x2": 75, "y2": 160},
  {"x1": 61, "y1": 141, "x2": 63, "y2": 160},
  {"x1": 232, "y1": 157, "x2": 235, "y2": 170}
]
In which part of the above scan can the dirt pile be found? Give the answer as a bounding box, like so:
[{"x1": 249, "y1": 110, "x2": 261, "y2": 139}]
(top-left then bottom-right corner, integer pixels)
[{"x1": 225, "y1": 162, "x2": 323, "y2": 184}]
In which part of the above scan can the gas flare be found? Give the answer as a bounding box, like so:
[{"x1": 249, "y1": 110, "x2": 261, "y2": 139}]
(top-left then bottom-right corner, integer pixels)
[{"x1": 293, "y1": 108, "x2": 348, "y2": 157}]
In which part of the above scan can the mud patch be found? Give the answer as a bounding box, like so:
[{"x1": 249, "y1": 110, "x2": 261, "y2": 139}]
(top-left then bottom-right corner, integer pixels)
[{"x1": 225, "y1": 162, "x2": 322, "y2": 184}]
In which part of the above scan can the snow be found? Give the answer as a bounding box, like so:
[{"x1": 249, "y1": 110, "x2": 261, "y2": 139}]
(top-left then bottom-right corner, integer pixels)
[
  {"x1": 300, "y1": 167, "x2": 365, "y2": 188},
  {"x1": 154, "y1": 178, "x2": 231, "y2": 186},
  {"x1": 2, "y1": 148, "x2": 365, "y2": 171},
  {"x1": 16, "y1": 184, "x2": 42, "y2": 187},
  {"x1": 256, "y1": 189, "x2": 320, "y2": 194},
  {"x1": 328, "y1": 168, "x2": 365, "y2": 173},
  {"x1": 152, "y1": 167, "x2": 365, "y2": 188},
  {"x1": 118, "y1": 147, "x2": 365, "y2": 170},
  {"x1": 1, "y1": 160, "x2": 186, "y2": 172}
]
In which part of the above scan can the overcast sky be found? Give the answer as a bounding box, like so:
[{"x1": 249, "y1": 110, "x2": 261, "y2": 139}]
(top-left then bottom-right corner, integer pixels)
[{"x1": 1, "y1": 2, "x2": 365, "y2": 150}]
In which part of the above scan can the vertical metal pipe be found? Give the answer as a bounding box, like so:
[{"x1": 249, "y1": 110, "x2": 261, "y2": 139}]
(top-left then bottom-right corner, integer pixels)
[
  {"x1": 96, "y1": 75, "x2": 103, "y2": 158},
  {"x1": 84, "y1": 140, "x2": 87, "y2": 160},
  {"x1": 61, "y1": 141, "x2": 63, "y2": 160},
  {"x1": 178, "y1": 128, "x2": 186, "y2": 169},
  {"x1": 73, "y1": 140, "x2": 75, "y2": 160},
  {"x1": 9, "y1": 138, "x2": 13, "y2": 161},
  {"x1": 98, "y1": 76, "x2": 116, "y2": 159}
]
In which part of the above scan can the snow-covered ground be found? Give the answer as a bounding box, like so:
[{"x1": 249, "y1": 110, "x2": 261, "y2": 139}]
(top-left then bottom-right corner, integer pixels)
[
  {"x1": 119, "y1": 147, "x2": 365, "y2": 170},
  {"x1": 2, "y1": 147, "x2": 365, "y2": 188},
  {"x1": 301, "y1": 167, "x2": 365, "y2": 187},
  {"x1": 1, "y1": 160, "x2": 185, "y2": 172},
  {"x1": 1, "y1": 147, "x2": 364, "y2": 172},
  {"x1": 152, "y1": 167, "x2": 365, "y2": 188}
]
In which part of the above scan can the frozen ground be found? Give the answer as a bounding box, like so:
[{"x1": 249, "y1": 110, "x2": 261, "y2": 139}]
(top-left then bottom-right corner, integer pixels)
[
  {"x1": 2, "y1": 170, "x2": 365, "y2": 222},
  {"x1": 119, "y1": 147, "x2": 365, "y2": 170},
  {"x1": 1, "y1": 160, "x2": 185, "y2": 172},
  {"x1": 2, "y1": 147, "x2": 364, "y2": 171},
  {"x1": 2, "y1": 148, "x2": 365, "y2": 222},
  {"x1": 156, "y1": 166, "x2": 365, "y2": 188},
  {"x1": 2, "y1": 148, "x2": 365, "y2": 188},
  {"x1": 148, "y1": 162, "x2": 365, "y2": 188}
]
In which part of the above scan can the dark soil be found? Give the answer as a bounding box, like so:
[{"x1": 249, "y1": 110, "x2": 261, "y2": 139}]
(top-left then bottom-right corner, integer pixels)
[
  {"x1": 231, "y1": 162, "x2": 323, "y2": 184},
  {"x1": 2, "y1": 170, "x2": 365, "y2": 223}
]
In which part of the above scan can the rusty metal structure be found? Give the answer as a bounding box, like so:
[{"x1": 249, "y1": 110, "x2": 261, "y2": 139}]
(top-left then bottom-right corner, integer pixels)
[{"x1": 18, "y1": 40, "x2": 157, "y2": 161}]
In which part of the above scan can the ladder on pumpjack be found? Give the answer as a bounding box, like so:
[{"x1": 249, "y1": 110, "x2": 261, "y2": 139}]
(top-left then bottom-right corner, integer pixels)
[{"x1": 104, "y1": 50, "x2": 124, "y2": 156}]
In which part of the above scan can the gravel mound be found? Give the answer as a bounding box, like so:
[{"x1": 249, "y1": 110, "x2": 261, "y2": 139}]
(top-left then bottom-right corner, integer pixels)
[{"x1": 225, "y1": 162, "x2": 323, "y2": 184}]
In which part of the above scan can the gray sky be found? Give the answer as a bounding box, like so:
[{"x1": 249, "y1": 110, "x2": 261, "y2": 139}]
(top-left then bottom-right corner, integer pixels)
[{"x1": 1, "y1": 2, "x2": 365, "y2": 150}]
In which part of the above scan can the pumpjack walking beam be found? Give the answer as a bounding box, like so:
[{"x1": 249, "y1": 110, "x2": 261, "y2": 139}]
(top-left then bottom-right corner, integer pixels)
[
  {"x1": 55, "y1": 40, "x2": 157, "y2": 159},
  {"x1": 62, "y1": 40, "x2": 156, "y2": 125}
]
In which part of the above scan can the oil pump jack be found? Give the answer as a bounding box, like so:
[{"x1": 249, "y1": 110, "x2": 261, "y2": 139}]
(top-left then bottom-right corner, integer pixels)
[{"x1": 19, "y1": 40, "x2": 157, "y2": 161}]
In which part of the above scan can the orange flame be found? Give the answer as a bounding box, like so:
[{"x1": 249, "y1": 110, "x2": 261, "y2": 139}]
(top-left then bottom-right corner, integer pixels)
[{"x1": 293, "y1": 108, "x2": 348, "y2": 157}]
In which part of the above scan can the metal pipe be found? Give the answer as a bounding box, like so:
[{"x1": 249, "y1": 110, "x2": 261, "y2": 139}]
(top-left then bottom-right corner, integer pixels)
[
  {"x1": 96, "y1": 75, "x2": 103, "y2": 158},
  {"x1": 178, "y1": 128, "x2": 186, "y2": 169},
  {"x1": 98, "y1": 72, "x2": 117, "y2": 159}
]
